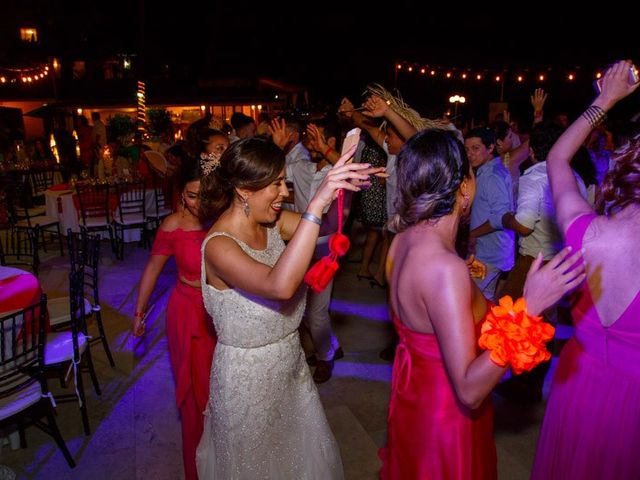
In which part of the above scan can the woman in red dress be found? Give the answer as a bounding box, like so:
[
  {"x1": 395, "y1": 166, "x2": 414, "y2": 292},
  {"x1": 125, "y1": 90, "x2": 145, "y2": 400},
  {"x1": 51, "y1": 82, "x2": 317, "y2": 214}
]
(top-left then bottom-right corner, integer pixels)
[
  {"x1": 379, "y1": 129, "x2": 586, "y2": 479},
  {"x1": 132, "y1": 152, "x2": 224, "y2": 480}
]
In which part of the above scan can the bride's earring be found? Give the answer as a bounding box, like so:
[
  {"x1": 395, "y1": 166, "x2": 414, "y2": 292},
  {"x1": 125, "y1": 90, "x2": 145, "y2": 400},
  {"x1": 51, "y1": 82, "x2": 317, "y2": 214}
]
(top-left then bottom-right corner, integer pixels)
[
  {"x1": 462, "y1": 194, "x2": 470, "y2": 213},
  {"x1": 242, "y1": 196, "x2": 250, "y2": 217}
]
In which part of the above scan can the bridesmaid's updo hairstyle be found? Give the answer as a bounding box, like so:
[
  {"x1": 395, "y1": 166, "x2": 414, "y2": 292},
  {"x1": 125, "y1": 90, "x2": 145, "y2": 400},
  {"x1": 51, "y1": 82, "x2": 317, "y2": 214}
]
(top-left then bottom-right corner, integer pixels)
[
  {"x1": 199, "y1": 137, "x2": 285, "y2": 222},
  {"x1": 596, "y1": 131, "x2": 640, "y2": 215},
  {"x1": 390, "y1": 129, "x2": 471, "y2": 232}
]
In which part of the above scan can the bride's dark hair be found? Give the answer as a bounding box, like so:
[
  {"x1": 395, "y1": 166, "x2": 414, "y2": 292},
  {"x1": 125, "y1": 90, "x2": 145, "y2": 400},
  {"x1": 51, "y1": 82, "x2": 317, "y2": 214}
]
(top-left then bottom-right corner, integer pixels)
[
  {"x1": 199, "y1": 137, "x2": 285, "y2": 222},
  {"x1": 390, "y1": 129, "x2": 471, "y2": 232}
]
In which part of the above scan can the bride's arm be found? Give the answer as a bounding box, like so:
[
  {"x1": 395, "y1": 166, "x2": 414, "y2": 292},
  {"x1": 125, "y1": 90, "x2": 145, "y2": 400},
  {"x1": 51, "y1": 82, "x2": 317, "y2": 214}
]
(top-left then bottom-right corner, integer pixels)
[{"x1": 204, "y1": 156, "x2": 374, "y2": 301}]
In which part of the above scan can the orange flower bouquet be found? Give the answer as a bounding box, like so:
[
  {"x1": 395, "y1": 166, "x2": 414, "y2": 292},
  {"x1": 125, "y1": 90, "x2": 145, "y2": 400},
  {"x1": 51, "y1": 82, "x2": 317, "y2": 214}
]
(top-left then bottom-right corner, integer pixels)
[{"x1": 478, "y1": 296, "x2": 555, "y2": 374}]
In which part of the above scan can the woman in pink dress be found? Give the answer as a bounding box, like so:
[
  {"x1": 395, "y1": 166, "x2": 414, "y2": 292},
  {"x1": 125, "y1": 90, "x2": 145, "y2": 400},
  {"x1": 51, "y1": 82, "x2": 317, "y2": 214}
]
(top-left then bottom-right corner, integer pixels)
[
  {"x1": 532, "y1": 60, "x2": 640, "y2": 479},
  {"x1": 132, "y1": 150, "x2": 225, "y2": 480},
  {"x1": 379, "y1": 129, "x2": 586, "y2": 479}
]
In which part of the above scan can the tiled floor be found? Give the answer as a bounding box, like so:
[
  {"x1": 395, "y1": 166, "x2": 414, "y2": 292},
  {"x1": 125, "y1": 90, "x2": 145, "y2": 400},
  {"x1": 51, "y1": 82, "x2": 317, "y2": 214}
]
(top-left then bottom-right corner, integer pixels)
[{"x1": 0, "y1": 233, "x2": 556, "y2": 479}]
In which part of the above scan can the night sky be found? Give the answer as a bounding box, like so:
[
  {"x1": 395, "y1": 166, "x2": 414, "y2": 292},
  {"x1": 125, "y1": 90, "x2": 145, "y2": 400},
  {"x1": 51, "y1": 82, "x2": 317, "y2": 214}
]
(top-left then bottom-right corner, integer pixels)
[{"x1": 2, "y1": 1, "x2": 638, "y2": 117}]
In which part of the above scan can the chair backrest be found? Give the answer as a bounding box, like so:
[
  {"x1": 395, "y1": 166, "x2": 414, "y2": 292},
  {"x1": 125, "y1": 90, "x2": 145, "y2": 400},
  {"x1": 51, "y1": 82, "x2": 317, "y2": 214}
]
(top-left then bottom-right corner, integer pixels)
[
  {"x1": 67, "y1": 228, "x2": 101, "y2": 299},
  {"x1": 0, "y1": 294, "x2": 47, "y2": 396},
  {"x1": 115, "y1": 180, "x2": 146, "y2": 223},
  {"x1": 0, "y1": 226, "x2": 40, "y2": 277},
  {"x1": 67, "y1": 270, "x2": 88, "y2": 361},
  {"x1": 76, "y1": 184, "x2": 111, "y2": 226},
  {"x1": 30, "y1": 169, "x2": 55, "y2": 197},
  {"x1": 2, "y1": 172, "x2": 31, "y2": 207},
  {"x1": 149, "y1": 170, "x2": 174, "y2": 217}
]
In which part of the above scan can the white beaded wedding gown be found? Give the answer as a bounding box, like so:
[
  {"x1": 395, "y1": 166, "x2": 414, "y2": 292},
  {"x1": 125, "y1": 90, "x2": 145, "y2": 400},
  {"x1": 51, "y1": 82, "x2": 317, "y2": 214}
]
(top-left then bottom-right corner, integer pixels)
[{"x1": 196, "y1": 227, "x2": 344, "y2": 479}]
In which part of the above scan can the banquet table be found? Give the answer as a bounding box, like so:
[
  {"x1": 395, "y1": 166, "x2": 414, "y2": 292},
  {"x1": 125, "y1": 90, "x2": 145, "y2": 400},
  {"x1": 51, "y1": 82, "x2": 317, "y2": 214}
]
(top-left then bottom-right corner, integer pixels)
[
  {"x1": 44, "y1": 186, "x2": 158, "y2": 242},
  {"x1": 0, "y1": 266, "x2": 43, "y2": 316}
]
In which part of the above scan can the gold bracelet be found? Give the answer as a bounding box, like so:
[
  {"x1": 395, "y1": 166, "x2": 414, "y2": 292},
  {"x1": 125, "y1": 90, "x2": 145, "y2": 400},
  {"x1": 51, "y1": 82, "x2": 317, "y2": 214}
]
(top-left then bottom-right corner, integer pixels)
[{"x1": 582, "y1": 105, "x2": 607, "y2": 128}]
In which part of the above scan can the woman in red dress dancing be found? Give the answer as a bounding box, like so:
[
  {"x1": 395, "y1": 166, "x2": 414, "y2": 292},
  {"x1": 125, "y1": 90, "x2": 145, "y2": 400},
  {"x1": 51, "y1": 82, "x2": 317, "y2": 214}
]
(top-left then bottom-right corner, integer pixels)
[
  {"x1": 132, "y1": 156, "x2": 222, "y2": 480},
  {"x1": 379, "y1": 129, "x2": 585, "y2": 479}
]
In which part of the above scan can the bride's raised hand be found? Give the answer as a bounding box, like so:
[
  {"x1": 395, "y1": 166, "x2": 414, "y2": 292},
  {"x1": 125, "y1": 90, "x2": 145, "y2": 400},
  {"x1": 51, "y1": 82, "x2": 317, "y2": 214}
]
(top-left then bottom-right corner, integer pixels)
[{"x1": 309, "y1": 145, "x2": 384, "y2": 210}]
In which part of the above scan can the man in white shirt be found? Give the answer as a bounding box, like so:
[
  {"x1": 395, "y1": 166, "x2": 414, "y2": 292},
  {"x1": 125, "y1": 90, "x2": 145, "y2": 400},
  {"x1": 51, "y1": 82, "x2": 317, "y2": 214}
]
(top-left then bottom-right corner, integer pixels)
[
  {"x1": 272, "y1": 117, "x2": 344, "y2": 382},
  {"x1": 499, "y1": 123, "x2": 586, "y2": 403}
]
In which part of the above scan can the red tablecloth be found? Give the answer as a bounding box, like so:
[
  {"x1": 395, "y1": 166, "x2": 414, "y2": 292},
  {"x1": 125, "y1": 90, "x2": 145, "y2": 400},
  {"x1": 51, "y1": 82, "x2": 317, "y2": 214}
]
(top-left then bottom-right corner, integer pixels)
[{"x1": 0, "y1": 267, "x2": 49, "y2": 333}]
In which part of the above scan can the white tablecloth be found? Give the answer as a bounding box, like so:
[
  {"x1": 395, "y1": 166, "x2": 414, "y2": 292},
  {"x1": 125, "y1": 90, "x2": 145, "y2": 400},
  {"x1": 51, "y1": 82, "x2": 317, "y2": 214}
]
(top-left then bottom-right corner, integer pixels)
[{"x1": 44, "y1": 189, "x2": 157, "y2": 242}]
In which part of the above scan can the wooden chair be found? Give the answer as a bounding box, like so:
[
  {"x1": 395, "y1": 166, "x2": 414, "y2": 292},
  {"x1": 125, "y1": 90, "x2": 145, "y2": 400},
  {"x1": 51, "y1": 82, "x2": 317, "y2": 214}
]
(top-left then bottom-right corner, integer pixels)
[
  {"x1": 0, "y1": 226, "x2": 41, "y2": 277},
  {"x1": 44, "y1": 270, "x2": 101, "y2": 436},
  {"x1": 48, "y1": 229, "x2": 116, "y2": 367},
  {"x1": 0, "y1": 295, "x2": 76, "y2": 468},
  {"x1": 112, "y1": 180, "x2": 148, "y2": 260},
  {"x1": 76, "y1": 183, "x2": 115, "y2": 253}
]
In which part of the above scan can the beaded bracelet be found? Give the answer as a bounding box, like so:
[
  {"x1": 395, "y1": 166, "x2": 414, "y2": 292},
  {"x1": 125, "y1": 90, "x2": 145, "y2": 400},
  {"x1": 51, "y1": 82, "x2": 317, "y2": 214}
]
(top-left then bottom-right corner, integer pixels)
[{"x1": 582, "y1": 105, "x2": 607, "y2": 128}]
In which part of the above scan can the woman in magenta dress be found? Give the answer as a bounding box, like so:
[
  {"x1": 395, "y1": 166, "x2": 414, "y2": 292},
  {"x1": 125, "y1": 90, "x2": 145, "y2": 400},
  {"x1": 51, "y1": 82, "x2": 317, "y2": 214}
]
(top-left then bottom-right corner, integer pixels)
[
  {"x1": 379, "y1": 129, "x2": 586, "y2": 479},
  {"x1": 132, "y1": 151, "x2": 225, "y2": 480},
  {"x1": 532, "y1": 60, "x2": 640, "y2": 479}
]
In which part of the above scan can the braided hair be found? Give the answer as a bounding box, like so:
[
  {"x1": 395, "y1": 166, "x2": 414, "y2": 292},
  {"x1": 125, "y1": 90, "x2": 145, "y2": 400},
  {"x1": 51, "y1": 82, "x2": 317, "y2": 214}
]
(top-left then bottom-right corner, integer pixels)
[{"x1": 390, "y1": 129, "x2": 471, "y2": 232}]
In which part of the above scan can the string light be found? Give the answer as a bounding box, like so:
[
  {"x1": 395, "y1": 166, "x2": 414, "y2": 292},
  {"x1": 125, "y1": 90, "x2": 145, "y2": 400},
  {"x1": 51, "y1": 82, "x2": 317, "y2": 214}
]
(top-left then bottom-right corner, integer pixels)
[
  {"x1": 0, "y1": 62, "x2": 51, "y2": 86},
  {"x1": 392, "y1": 61, "x2": 613, "y2": 87}
]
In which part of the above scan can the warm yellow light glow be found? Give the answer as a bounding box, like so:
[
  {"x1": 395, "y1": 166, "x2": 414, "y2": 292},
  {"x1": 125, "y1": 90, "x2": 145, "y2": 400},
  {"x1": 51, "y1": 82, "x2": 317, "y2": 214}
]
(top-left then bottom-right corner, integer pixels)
[
  {"x1": 446, "y1": 72, "x2": 452, "y2": 78},
  {"x1": 20, "y1": 28, "x2": 38, "y2": 42},
  {"x1": 539, "y1": 74, "x2": 545, "y2": 81},
  {"x1": 77, "y1": 108, "x2": 83, "y2": 115},
  {"x1": 430, "y1": 70, "x2": 436, "y2": 76},
  {"x1": 596, "y1": 72, "x2": 602, "y2": 79},
  {"x1": 517, "y1": 75, "x2": 523, "y2": 82},
  {"x1": 0, "y1": 77, "x2": 5, "y2": 83},
  {"x1": 568, "y1": 74, "x2": 574, "y2": 80},
  {"x1": 257, "y1": 105, "x2": 263, "y2": 110},
  {"x1": 420, "y1": 68, "x2": 425, "y2": 74},
  {"x1": 461, "y1": 73, "x2": 467, "y2": 79},
  {"x1": 476, "y1": 74, "x2": 482, "y2": 80},
  {"x1": 50, "y1": 134, "x2": 60, "y2": 163},
  {"x1": 396, "y1": 64, "x2": 402, "y2": 70},
  {"x1": 407, "y1": 66, "x2": 413, "y2": 72},
  {"x1": 251, "y1": 105, "x2": 256, "y2": 110},
  {"x1": 495, "y1": 75, "x2": 501, "y2": 82},
  {"x1": 200, "y1": 105, "x2": 206, "y2": 111}
]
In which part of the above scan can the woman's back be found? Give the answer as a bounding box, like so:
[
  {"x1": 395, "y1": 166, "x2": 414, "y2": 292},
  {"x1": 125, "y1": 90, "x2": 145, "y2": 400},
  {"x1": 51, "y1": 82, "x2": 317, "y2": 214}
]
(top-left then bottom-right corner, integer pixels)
[
  {"x1": 532, "y1": 207, "x2": 640, "y2": 480},
  {"x1": 578, "y1": 206, "x2": 640, "y2": 327},
  {"x1": 389, "y1": 228, "x2": 487, "y2": 333}
]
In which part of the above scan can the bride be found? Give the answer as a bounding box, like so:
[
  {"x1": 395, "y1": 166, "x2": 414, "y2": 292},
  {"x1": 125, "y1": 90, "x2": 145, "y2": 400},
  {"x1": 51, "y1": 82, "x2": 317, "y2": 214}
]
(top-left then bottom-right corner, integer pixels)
[{"x1": 196, "y1": 136, "x2": 381, "y2": 479}]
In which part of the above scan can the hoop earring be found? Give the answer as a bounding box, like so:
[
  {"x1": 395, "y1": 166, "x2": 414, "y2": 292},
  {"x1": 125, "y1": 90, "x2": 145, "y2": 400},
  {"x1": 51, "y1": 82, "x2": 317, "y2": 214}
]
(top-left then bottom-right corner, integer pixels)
[{"x1": 242, "y1": 196, "x2": 250, "y2": 217}]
